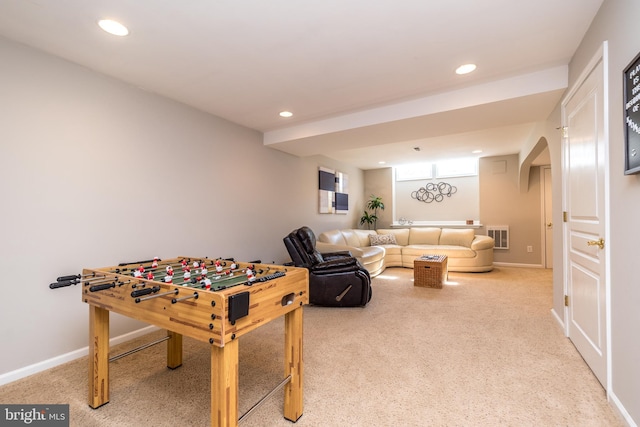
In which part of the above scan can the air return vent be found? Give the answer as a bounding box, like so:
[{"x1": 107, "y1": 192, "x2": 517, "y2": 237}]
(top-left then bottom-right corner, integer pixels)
[{"x1": 487, "y1": 226, "x2": 509, "y2": 249}]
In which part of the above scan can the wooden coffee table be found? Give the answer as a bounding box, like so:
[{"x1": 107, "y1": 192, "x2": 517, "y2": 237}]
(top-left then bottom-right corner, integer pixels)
[{"x1": 414, "y1": 255, "x2": 448, "y2": 289}]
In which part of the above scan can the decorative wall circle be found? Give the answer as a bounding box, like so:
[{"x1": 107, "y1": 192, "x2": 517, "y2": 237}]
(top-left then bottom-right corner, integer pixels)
[{"x1": 411, "y1": 182, "x2": 457, "y2": 203}]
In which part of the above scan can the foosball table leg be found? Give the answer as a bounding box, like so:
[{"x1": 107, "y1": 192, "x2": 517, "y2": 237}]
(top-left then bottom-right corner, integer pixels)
[
  {"x1": 166, "y1": 331, "x2": 183, "y2": 369},
  {"x1": 211, "y1": 339, "x2": 239, "y2": 427},
  {"x1": 88, "y1": 305, "x2": 110, "y2": 409},
  {"x1": 284, "y1": 305, "x2": 304, "y2": 422}
]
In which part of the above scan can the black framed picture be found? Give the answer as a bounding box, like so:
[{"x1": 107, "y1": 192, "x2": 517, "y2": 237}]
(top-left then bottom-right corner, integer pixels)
[{"x1": 624, "y1": 51, "x2": 640, "y2": 174}]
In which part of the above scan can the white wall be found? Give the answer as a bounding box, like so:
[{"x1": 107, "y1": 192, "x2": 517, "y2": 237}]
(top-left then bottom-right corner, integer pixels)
[
  {"x1": 560, "y1": 0, "x2": 640, "y2": 424},
  {"x1": 394, "y1": 175, "x2": 479, "y2": 223},
  {"x1": 0, "y1": 37, "x2": 363, "y2": 379}
]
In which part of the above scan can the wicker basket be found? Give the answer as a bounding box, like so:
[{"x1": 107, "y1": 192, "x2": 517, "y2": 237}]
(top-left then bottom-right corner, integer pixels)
[{"x1": 413, "y1": 255, "x2": 448, "y2": 288}]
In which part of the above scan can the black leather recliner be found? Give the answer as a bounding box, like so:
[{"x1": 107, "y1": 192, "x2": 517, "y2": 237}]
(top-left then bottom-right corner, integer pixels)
[{"x1": 283, "y1": 226, "x2": 372, "y2": 307}]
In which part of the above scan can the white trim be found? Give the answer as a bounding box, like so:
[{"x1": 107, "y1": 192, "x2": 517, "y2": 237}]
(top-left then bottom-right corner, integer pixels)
[
  {"x1": 602, "y1": 40, "x2": 612, "y2": 400},
  {"x1": 550, "y1": 308, "x2": 565, "y2": 330},
  {"x1": 540, "y1": 167, "x2": 546, "y2": 265},
  {"x1": 560, "y1": 40, "x2": 610, "y2": 390},
  {"x1": 391, "y1": 169, "x2": 397, "y2": 222},
  {"x1": 492, "y1": 262, "x2": 544, "y2": 268},
  {"x1": 0, "y1": 325, "x2": 160, "y2": 387},
  {"x1": 608, "y1": 390, "x2": 638, "y2": 427},
  {"x1": 541, "y1": 166, "x2": 552, "y2": 268}
]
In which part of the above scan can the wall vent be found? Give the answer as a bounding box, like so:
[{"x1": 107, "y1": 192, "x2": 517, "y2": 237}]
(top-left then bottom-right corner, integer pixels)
[{"x1": 487, "y1": 226, "x2": 509, "y2": 249}]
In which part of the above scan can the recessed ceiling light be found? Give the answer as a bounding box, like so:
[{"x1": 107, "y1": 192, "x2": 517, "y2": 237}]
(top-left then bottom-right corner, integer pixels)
[
  {"x1": 472, "y1": 150, "x2": 483, "y2": 154},
  {"x1": 98, "y1": 19, "x2": 129, "y2": 36},
  {"x1": 378, "y1": 161, "x2": 386, "y2": 165},
  {"x1": 279, "y1": 111, "x2": 293, "y2": 118},
  {"x1": 456, "y1": 63, "x2": 477, "y2": 75}
]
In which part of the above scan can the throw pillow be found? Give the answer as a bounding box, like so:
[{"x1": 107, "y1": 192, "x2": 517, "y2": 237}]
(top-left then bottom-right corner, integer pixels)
[{"x1": 369, "y1": 233, "x2": 397, "y2": 246}]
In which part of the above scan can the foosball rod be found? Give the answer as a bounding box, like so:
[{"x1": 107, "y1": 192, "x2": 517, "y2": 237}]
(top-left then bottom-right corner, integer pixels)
[
  {"x1": 112, "y1": 259, "x2": 249, "y2": 283},
  {"x1": 111, "y1": 260, "x2": 225, "y2": 280},
  {"x1": 109, "y1": 260, "x2": 189, "y2": 275},
  {"x1": 113, "y1": 258, "x2": 229, "y2": 274},
  {"x1": 149, "y1": 265, "x2": 263, "y2": 286},
  {"x1": 109, "y1": 335, "x2": 172, "y2": 362},
  {"x1": 135, "y1": 288, "x2": 179, "y2": 303},
  {"x1": 238, "y1": 374, "x2": 292, "y2": 423},
  {"x1": 171, "y1": 292, "x2": 198, "y2": 304},
  {"x1": 116, "y1": 257, "x2": 230, "y2": 268}
]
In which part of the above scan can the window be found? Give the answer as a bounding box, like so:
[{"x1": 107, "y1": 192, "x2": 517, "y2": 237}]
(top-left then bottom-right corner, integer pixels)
[
  {"x1": 395, "y1": 158, "x2": 478, "y2": 181},
  {"x1": 395, "y1": 163, "x2": 433, "y2": 181},
  {"x1": 435, "y1": 158, "x2": 478, "y2": 178}
]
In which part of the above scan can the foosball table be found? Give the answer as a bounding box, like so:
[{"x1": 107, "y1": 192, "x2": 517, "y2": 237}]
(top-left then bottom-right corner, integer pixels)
[{"x1": 67, "y1": 256, "x2": 309, "y2": 427}]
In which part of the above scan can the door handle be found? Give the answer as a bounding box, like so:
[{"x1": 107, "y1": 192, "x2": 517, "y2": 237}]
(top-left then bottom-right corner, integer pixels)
[
  {"x1": 586, "y1": 238, "x2": 604, "y2": 250},
  {"x1": 546, "y1": 222, "x2": 553, "y2": 228}
]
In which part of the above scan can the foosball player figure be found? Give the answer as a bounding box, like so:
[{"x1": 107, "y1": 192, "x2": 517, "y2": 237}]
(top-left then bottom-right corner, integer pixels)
[
  {"x1": 165, "y1": 266, "x2": 174, "y2": 283},
  {"x1": 133, "y1": 265, "x2": 145, "y2": 278},
  {"x1": 146, "y1": 271, "x2": 154, "y2": 281},
  {"x1": 202, "y1": 277, "x2": 212, "y2": 290},
  {"x1": 246, "y1": 267, "x2": 256, "y2": 282},
  {"x1": 152, "y1": 257, "x2": 159, "y2": 268},
  {"x1": 215, "y1": 260, "x2": 223, "y2": 273},
  {"x1": 182, "y1": 266, "x2": 191, "y2": 284}
]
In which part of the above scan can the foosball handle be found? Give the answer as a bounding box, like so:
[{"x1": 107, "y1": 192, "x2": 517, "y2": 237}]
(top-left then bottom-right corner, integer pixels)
[
  {"x1": 49, "y1": 279, "x2": 77, "y2": 289},
  {"x1": 131, "y1": 286, "x2": 160, "y2": 298},
  {"x1": 89, "y1": 283, "x2": 116, "y2": 292},
  {"x1": 56, "y1": 274, "x2": 80, "y2": 282}
]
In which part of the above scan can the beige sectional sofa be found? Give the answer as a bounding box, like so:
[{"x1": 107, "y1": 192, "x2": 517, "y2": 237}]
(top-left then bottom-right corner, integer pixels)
[{"x1": 316, "y1": 227, "x2": 494, "y2": 277}]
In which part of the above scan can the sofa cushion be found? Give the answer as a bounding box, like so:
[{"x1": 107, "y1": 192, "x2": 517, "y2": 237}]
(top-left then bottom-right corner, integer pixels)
[
  {"x1": 355, "y1": 230, "x2": 378, "y2": 247},
  {"x1": 439, "y1": 228, "x2": 475, "y2": 248},
  {"x1": 360, "y1": 245, "x2": 386, "y2": 264},
  {"x1": 376, "y1": 228, "x2": 410, "y2": 246},
  {"x1": 369, "y1": 233, "x2": 397, "y2": 245},
  {"x1": 340, "y1": 229, "x2": 364, "y2": 247},
  {"x1": 319, "y1": 229, "x2": 347, "y2": 246},
  {"x1": 408, "y1": 227, "x2": 441, "y2": 245},
  {"x1": 382, "y1": 245, "x2": 403, "y2": 267},
  {"x1": 470, "y1": 235, "x2": 495, "y2": 250},
  {"x1": 402, "y1": 245, "x2": 477, "y2": 258}
]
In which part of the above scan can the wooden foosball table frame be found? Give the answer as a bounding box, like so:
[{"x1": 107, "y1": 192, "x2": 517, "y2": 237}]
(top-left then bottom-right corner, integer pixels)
[{"x1": 82, "y1": 256, "x2": 309, "y2": 427}]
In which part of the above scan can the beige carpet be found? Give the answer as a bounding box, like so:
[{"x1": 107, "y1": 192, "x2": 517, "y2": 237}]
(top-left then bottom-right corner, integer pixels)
[{"x1": 0, "y1": 267, "x2": 623, "y2": 426}]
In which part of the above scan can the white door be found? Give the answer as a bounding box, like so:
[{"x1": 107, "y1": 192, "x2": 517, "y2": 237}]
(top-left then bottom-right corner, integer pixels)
[
  {"x1": 543, "y1": 167, "x2": 553, "y2": 268},
  {"x1": 562, "y1": 45, "x2": 608, "y2": 388}
]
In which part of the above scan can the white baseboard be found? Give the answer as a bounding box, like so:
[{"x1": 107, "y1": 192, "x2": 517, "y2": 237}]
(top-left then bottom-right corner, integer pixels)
[
  {"x1": 550, "y1": 308, "x2": 565, "y2": 332},
  {"x1": 0, "y1": 325, "x2": 160, "y2": 387},
  {"x1": 493, "y1": 262, "x2": 545, "y2": 268},
  {"x1": 608, "y1": 389, "x2": 637, "y2": 427},
  {"x1": 550, "y1": 311, "x2": 636, "y2": 427}
]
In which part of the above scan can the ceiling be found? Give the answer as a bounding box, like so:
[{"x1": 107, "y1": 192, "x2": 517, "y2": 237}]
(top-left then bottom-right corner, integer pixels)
[{"x1": 0, "y1": 0, "x2": 603, "y2": 169}]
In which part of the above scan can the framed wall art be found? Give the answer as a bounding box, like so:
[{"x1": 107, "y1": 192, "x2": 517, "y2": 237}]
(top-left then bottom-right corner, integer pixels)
[
  {"x1": 624, "y1": 51, "x2": 640, "y2": 174},
  {"x1": 318, "y1": 167, "x2": 349, "y2": 214}
]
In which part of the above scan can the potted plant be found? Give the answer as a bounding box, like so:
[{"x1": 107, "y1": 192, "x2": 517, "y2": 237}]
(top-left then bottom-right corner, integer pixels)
[{"x1": 359, "y1": 195, "x2": 385, "y2": 229}]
